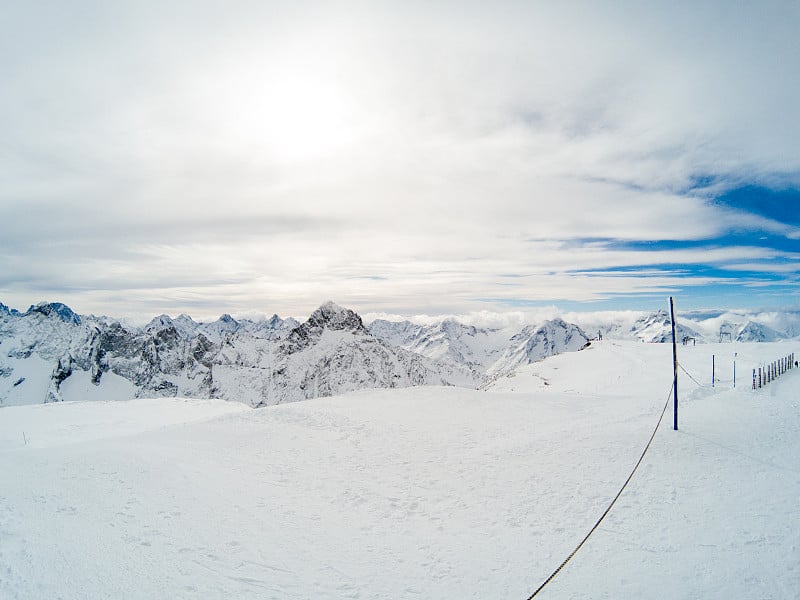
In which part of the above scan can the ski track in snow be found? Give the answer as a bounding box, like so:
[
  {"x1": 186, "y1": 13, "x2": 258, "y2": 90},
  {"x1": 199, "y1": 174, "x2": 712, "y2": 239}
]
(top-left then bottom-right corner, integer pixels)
[{"x1": 0, "y1": 341, "x2": 798, "y2": 599}]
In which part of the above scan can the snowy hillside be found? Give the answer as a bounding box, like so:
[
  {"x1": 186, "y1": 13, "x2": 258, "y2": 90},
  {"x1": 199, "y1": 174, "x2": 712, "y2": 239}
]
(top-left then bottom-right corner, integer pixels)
[{"x1": 1, "y1": 340, "x2": 797, "y2": 598}]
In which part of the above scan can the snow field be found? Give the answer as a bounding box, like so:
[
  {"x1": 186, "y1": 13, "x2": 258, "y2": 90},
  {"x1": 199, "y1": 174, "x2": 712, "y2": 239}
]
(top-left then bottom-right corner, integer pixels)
[
  {"x1": 0, "y1": 341, "x2": 798, "y2": 599},
  {"x1": 551, "y1": 348, "x2": 800, "y2": 598}
]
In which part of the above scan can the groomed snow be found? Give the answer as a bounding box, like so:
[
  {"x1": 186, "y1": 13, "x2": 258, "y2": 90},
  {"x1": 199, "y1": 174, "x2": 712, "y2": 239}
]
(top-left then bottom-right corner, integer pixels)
[{"x1": 1, "y1": 341, "x2": 798, "y2": 599}]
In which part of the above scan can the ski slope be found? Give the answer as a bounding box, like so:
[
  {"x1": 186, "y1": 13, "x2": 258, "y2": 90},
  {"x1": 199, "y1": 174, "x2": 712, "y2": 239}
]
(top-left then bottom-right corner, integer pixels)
[{"x1": 1, "y1": 341, "x2": 798, "y2": 599}]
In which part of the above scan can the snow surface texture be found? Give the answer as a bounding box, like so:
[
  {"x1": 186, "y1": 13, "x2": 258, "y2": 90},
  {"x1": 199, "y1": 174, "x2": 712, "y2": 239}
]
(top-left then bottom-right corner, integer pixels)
[{"x1": 1, "y1": 341, "x2": 798, "y2": 598}]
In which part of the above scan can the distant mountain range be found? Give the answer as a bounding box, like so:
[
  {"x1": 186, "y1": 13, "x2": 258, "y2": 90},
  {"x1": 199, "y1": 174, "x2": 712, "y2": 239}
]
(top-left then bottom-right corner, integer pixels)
[{"x1": 1, "y1": 300, "x2": 798, "y2": 407}]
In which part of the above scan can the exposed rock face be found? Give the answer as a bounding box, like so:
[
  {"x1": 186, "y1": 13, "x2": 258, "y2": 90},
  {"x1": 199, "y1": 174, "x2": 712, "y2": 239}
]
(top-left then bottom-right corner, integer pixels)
[
  {"x1": 282, "y1": 302, "x2": 367, "y2": 354},
  {"x1": 87, "y1": 320, "x2": 212, "y2": 397},
  {"x1": 306, "y1": 301, "x2": 366, "y2": 333},
  {"x1": 2, "y1": 305, "x2": 234, "y2": 405},
  {"x1": 27, "y1": 302, "x2": 82, "y2": 325},
  {"x1": 46, "y1": 355, "x2": 73, "y2": 403}
]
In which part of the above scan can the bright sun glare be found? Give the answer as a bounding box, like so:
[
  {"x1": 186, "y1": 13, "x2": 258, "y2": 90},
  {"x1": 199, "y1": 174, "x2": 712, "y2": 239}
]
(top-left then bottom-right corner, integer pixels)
[
  {"x1": 225, "y1": 65, "x2": 356, "y2": 162},
  {"x1": 268, "y1": 75, "x2": 352, "y2": 159}
]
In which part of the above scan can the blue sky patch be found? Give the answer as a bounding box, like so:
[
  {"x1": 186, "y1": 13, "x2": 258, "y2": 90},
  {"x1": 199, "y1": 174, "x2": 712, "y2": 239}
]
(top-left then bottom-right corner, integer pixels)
[{"x1": 712, "y1": 184, "x2": 800, "y2": 227}]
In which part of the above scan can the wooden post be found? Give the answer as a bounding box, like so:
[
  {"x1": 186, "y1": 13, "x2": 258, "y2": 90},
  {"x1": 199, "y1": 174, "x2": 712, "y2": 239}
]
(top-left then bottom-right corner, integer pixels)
[{"x1": 670, "y1": 297, "x2": 678, "y2": 431}]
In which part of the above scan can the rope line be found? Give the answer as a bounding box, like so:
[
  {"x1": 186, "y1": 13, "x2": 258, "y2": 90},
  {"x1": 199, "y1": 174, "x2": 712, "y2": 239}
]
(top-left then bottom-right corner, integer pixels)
[
  {"x1": 525, "y1": 384, "x2": 674, "y2": 599},
  {"x1": 678, "y1": 363, "x2": 708, "y2": 388}
]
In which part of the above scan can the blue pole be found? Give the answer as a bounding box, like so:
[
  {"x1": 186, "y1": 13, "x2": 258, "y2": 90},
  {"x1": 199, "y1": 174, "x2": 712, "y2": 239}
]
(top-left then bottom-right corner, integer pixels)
[
  {"x1": 712, "y1": 354, "x2": 715, "y2": 388},
  {"x1": 670, "y1": 297, "x2": 678, "y2": 431}
]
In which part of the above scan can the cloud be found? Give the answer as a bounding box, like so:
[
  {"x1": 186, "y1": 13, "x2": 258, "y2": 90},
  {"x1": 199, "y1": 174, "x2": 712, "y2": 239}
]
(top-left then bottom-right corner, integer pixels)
[{"x1": 1, "y1": 2, "x2": 799, "y2": 318}]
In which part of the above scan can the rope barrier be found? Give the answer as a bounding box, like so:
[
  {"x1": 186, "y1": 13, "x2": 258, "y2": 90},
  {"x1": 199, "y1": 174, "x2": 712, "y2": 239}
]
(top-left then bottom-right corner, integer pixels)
[
  {"x1": 678, "y1": 363, "x2": 708, "y2": 388},
  {"x1": 524, "y1": 384, "x2": 674, "y2": 599}
]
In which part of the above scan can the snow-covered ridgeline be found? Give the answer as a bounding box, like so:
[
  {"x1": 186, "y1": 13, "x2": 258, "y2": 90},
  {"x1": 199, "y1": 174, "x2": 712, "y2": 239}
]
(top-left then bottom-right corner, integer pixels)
[
  {"x1": 0, "y1": 301, "x2": 492, "y2": 407},
  {"x1": 2, "y1": 299, "x2": 798, "y2": 408}
]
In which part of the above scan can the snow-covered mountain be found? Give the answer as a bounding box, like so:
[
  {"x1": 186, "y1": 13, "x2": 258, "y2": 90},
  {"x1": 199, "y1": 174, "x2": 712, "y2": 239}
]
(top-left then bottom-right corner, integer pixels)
[
  {"x1": 370, "y1": 319, "x2": 509, "y2": 372},
  {"x1": 5, "y1": 299, "x2": 796, "y2": 408},
  {"x1": 629, "y1": 310, "x2": 703, "y2": 343},
  {"x1": 735, "y1": 320, "x2": 784, "y2": 342},
  {"x1": 212, "y1": 302, "x2": 481, "y2": 407},
  {"x1": 277, "y1": 303, "x2": 480, "y2": 402},
  {"x1": 486, "y1": 318, "x2": 590, "y2": 376},
  {"x1": 569, "y1": 308, "x2": 800, "y2": 344},
  {"x1": 368, "y1": 319, "x2": 423, "y2": 348},
  {"x1": 0, "y1": 301, "x2": 479, "y2": 407},
  {"x1": 370, "y1": 316, "x2": 591, "y2": 378}
]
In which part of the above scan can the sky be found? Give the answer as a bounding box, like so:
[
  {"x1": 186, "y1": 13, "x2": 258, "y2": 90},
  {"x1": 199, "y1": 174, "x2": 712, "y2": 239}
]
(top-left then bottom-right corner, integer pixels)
[{"x1": 2, "y1": 1, "x2": 799, "y2": 321}]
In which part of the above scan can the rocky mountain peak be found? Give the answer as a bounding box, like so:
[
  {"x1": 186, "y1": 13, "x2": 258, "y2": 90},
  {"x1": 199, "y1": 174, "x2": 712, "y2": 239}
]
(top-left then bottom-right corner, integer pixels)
[
  {"x1": 146, "y1": 314, "x2": 175, "y2": 331},
  {"x1": 280, "y1": 302, "x2": 367, "y2": 355},
  {"x1": 307, "y1": 301, "x2": 366, "y2": 332},
  {"x1": 737, "y1": 321, "x2": 782, "y2": 342},
  {"x1": 27, "y1": 302, "x2": 82, "y2": 325},
  {"x1": 632, "y1": 310, "x2": 699, "y2": 343}
]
